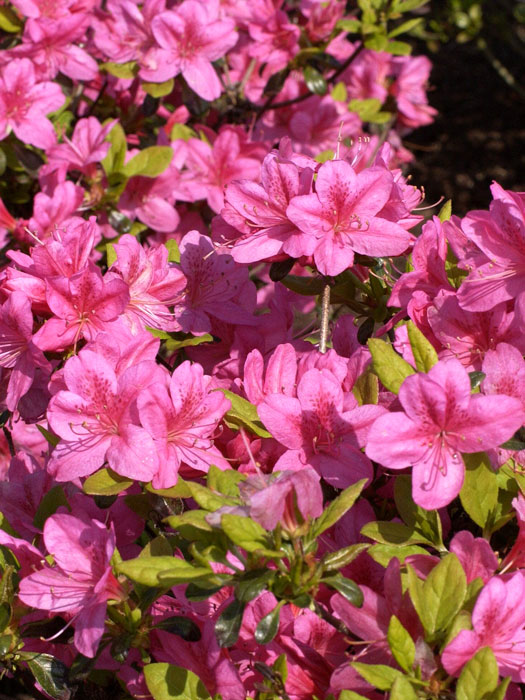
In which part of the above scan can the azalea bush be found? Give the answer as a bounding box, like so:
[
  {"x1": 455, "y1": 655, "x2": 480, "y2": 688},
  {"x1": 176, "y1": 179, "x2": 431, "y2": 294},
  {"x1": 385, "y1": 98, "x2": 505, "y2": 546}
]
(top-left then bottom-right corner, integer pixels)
[{"x1": 0, "y1": 0, "x2": 524, "y2": 699}]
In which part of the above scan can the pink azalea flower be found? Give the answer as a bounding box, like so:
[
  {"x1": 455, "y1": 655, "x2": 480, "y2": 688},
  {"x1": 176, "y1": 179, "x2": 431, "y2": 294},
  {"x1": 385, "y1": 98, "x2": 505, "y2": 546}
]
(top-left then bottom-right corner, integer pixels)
[
  {"x1": 442, "y1": 573, "x2": 525, "y2": 682},
  {"x1": 259, "y1": 368, "x2": 385, "y2": 488},
  {"x1": 287, "y1": 159, "x2": 414, "y2": 276},
  {"x1": 366, "y1": 359, "x2": 525, "y2": 509},
  {"x1": 117, "y1": 171, "x2": 181, "y2": 233},
  {"x1": 27, "y1": 182, "x2": 85, "y2": 239},
  {"x1": 0, "y1": 291, "x2": 50, "y2": 411},
  {"x1": 174, "y1": 230, "x2": 257, "y2": 335},
  {"x1": 0, "y1": 58, "x2": 65, "y2": 149},
  {"x1": 107, "y1": 234, "x2": 186, "y2": 333},
  {"x1": 137, "y1": 360, "x2": 231, "y2": 488},
  {"x1": 217, "y1": 147, "x2": 314, "y2": 263},
  {"x1": 18, "y1": 513, "x2": 123, "y2": 658},
  {"x1": 47, "y1": 349, "x2": 163, "y2": 481},
  {"x1": 47, "y1": 117, "x2": 117, "y2": 174},
  {"x1": 144, "y1": 0, "x2": 238, "y2": 100},
  {"x1": 389, "y1": 55, "x2": 437, "y2": 129},
  {"x1": 248, "y1": 10, "x2": 300, "y2": 73},
  {"x1": 33, "y1": 262, "x2": 130, "y2": 352}
]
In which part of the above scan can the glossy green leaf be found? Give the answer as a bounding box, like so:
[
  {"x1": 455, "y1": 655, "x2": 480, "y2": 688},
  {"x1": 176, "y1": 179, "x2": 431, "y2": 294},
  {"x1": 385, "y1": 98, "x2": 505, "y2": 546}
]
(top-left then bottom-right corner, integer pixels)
[
  {"x1": 390, "y1": 675, "x2": 418, "y2": 700},
  {"x1": 460, "y1": 452, "x2": 498, "y2": 529},
  {"x1": 367, "y1": 543, "x2": 429, "y2": 567},
  {"x1": 118, "y1": 556, "x2": 210, "y2": 587},
  {"x1": 207, "y1": 464, "x2": 246, "y2": 497},
  {"x1": 323, "y1": 574, "x2": 363, "y2": 607},
  {"x1": 485, "y1": 678, "x2": 512, "y2": 700},
  {"x1": 255, "y1": 602, "x2": 283, "y2": 644},
  {"x1": 352, "y1": 371, "x2": 379, "y2": 405},
  {"x1": 219, "y1": 389, "x2": 271, "y2": 438},
  {"x1": 33, "y1": 485, "x2": 69, "y2": 530},
  {"x1": 27, "y1": 654, "x2": 71, "y2": 700},
  {"x1": 102, "y1": 122, "x2": 127, "y2": 176},
  {"x1": 83, "y1": 467, "x2": 133, "y2": 496},
  {"x1": 142, "y1": 79, "x2": 174, "y2": 97},
  {"x1": 322, "y1": 543, "x2": 369, "y2": 572},
  {"x1": 102, "y1": 61, "x2": 138, "y2": 79},
  {"x1": 456, "y1": 647, "x2": 498, "y2": 700},
  {"x1": 311, "y1": 479, "x2": 367, "y2": 537},
  {"x1": 153, "y1": 616, "x2": 201, "y2": 642},
  {"x1": 406, "y1": 320, "x2": 438, "y2": 372},
  {"x1": 304, "y1": 65, "x2": 327, "y2": 95},
  {"x1": 438, "y1": 199, "x2": 452, "y2": 222},
  {"x1": 388, "y1": 17, "x2": 424, "y2": 38},
  {"x1": 394, "y1": 475, "x2": 443, "y2": 547},
  {"x1": 165, "y1": 238, "x2": 180, "y2": 263},
  {"x1": 235, "y1": 570, "x2": 275, "y2": 603},
  {"x1": 367, "y1": 338, "x2": 415, "y2": 393},
  {"x1": 221, "y1": 514, "x2": 281, "y2": 556},
  {"x1": 36, "y1": 423, "x2": 60, "y2": 447},
  {"x1": 215, "y1": 599, "x2": 245, "y2": 648},
  {"x1": 144, "y1": 662, "x2": 211, "y2": 700},
  {"x1": 351, "y1": 663, "x2": 402, "y2": 691},
  {"x1": 360, "y1": 520, "x2": 433, "y2": 546},
  {"x1": 387, "y1": 615, "x2": 415, "y2": 673},
  {"x1": 122, "y1": 146, "x2": 173, "y2": 178}
]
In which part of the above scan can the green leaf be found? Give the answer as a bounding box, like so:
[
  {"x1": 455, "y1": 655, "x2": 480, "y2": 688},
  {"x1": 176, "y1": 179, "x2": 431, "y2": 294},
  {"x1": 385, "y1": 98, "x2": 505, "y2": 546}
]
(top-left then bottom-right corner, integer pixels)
[
  {"x1": 384, "y1": 40, "x2": 412, "y2": 55},
  {"x1": 235, "y1": 570, "x2": 275, "y2": 603},
  {"x1": 304, "y1": 65, "x2": 327, "y2": 96},
  {"x1": 33, "y1": 486, "x2": 69, "y2": 530},
  {"x1": 144, "y1": 663, "x2": 211, "y2": 700},
  {"x1": 390, "y1": 675, "x2": 418, "y2": 700},
  {"x1": 187, "y1": 482, "x2": 238, "y2": 511},
  {"x1": 26, "y1": 655, "x2": 71, "y2": 700},
  {"x1": 153, "y1": 616, "x2": 201, "y2": 642},
  {"x1": 146, "y1": 479, "x2": 191, "y2": 499},
  {"x1": 323, "y1": 574, "x2": 363, "y2": 607},
  {"x1": 409, "y1": 554, "x2": 467, "y2": 639},
  {"x1": 395, "y1": 0, "x2": 429, "y2": 12},
  {"x1": 322, "y1": 543, "x2": 369, "y2": 572},
  {"x1": 219, "y1": 389, "x2": 271, "y2": 438},
  {"x1": 102, "y1": 123, "x2": 127, "y2": 176},
  {"x1": 348, "y1": 98, "x2": 383, "y2": 121},
  {"x1": 269, "y1": 258, "x2": 295, "y2": 282},
  {"x1": 102, "y1": 61, "x2": 139, "y2": 79},
  {"x1": 165, "y1": 238, "x2": 180, "y2": 263},
  {"x1": 311, "y1": 479, "x2": 367, "y2": 537},
  {"x1": 118, "y1": 556, "x2": 210, "y2": 587},
  {"x1": 438, "y1": 199, "x2": 452, "y2": 222},
  {"x1": 367, "y1": 543, "x2": 429, "y2": 567},
  {"x1": 351, "y1": 663, "x2": 402, "y2": 691},
  {"x1": 469, "y1": 371, "x2": 485, "y2": 391},
  {"x1": 255, "y1": 601, "x2": 283, "y2": 644},
  {"x1": 336, "y1": 19, "x2": 361, "y2": 33},
  {"x1": 352, "y1": 371, "x2": 378, "y2": 405},
  {"x1": 367, "y1": 338, "x2": 415, "y2": 393},
  {"x1": 0, "y1": 603, "x2": 10, "y2": 633},
  {"x1": 0, "y1": 6, "x2": 22, "y2": 31},
  {"x1": 164, "y1": 333, "x2": 214, "y2": 352},
  {"x1": 142, "y1": 79, "x2": 174, "y2": 97},
  {"x1": 221, "y1": 514, "x2": 281, "y2": 557},
  {"x1": 456, "y1": 647, "x2": 498, "y2": 700},
  {"x1": 460, "y1": 453, "x2": 498, "y2": 529},
  {"x1": 83, "y1": 467, "x2": 133, "y2": 496},
  {"x1": 387, "y1": 615, "x2": 415, "y2": 673},
  {"x1": 36, "y1": 424, "x2": 60, "y2": 447},
  {"x1": 281, "y1": 274, "x2": 327, "y2": 296},
  {"x1": 388, "y1": 17, "x2": 424, "y2": 38},
  {"x1": 360, "y1": 521, "x2": 433, "y2": 547},
  {"x1": 207, "y1": 465, "x2": 246, "y2": 497},
  {"x1": 338, "y1": 692, "x2": 369, "y2": 700},
  {"x1": 331, "y1": 82, "x2": 347, "y2": 102},
  {"x1": 406, "y1": 320, "x2": 438, "y2": 372},
  {"x1": 122, "y1": 146, "x2": 173, "y2": 178},
  {"x1": 215, "y1": 599, "x2": 245, "y2": 648},
  {"x1": 485, "y1": 678, "x2": 512, "y2": 700},
  {"x1": 394, "y1": 475, "x2": 443, "y2": 547},
  {"x1": 170, "y1": 124, "x2": 196, "y2": 141},
  {"x1": 364, "y1": 34, "x2": 389, "y2": 51},
  {"x1": 106, "y1": 242, "x2": 117, "y2": 266}
]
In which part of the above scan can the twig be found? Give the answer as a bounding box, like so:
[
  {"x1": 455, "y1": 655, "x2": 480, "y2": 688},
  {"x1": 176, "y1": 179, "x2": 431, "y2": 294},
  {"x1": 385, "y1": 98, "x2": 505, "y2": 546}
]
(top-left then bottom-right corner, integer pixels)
[{"x1": 319, "y1": 283, "x2": 331, "y2": 354}]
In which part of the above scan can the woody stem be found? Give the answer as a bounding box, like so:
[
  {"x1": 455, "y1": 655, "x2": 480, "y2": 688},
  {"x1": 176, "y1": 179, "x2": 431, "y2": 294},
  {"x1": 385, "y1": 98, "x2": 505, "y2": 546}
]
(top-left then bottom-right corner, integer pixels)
[{"x1": 319, "y1": 283, "x2": 331, "y2": 354}]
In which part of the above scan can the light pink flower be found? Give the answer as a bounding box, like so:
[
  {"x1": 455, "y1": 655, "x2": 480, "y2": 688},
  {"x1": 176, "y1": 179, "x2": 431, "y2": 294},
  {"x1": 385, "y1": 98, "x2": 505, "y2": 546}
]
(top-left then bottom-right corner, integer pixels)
[
  {"x1": 287, "y1": 159, "x2": 413, "y2": 276},
  {"x1": 137, "y1": 360, "x2": 231, "y2": 488},
  {"x1": 442, "y1": 573, "x2": 525, "y2": 682},
  {"x1": 0, "y1": 58, "x2": 64, "y2": 149},
  {"x1": 366, "y1": 359, "x2": 525, "y2": 509},
  {"x1": 18, "y1": 513, "x2": 123, "y2": 658}
]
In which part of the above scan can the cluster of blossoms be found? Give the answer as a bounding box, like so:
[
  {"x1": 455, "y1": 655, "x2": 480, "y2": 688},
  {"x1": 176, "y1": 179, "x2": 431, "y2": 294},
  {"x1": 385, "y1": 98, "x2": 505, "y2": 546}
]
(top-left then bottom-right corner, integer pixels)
[{"x1": 0, "y1": 0, "x2": 524, "y2": 699}]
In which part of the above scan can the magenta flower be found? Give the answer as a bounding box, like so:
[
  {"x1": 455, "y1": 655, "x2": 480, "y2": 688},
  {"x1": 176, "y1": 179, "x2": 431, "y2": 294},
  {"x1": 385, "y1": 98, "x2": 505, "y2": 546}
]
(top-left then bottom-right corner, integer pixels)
[
  {"x1": 0, "y1": 291, "x2": 50, "y2": 411},
  {"x1": 144, "y1": 0, "x2": 238, "y2": 100},
  {"x1": 259, "y1": 368, "x2": 385, "y2": 488},
  {"x1": 18, "y1": 513, "x2": 123, "y2": 658},
  {"x1": 47, "y1": 117, "x2": 117, "y2": 174},
  {"x1": 287, "y1": 159, "x2": 413, "y2": 276},
  {"x1": 366, "y1": 359, "x2": 525, "y2": 509},
  {"x1": 33, "y1": 263, "x2": 129, "y2": 352},
  {"x1": 47, "y1": 350, "x2": 163, "y2": 481},
  {"x1": 0, "y1": 58, "x2": 65, "y2": 149},
  {"x1": 442, "y1": 573, "x2": 525, "y2": 682},
  {"x1": 137, "y1": 360, "x2": 231, "y2": 488}
]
